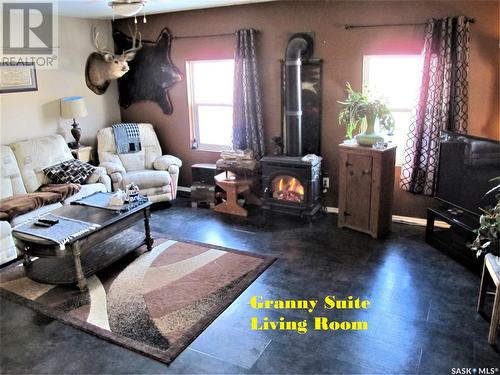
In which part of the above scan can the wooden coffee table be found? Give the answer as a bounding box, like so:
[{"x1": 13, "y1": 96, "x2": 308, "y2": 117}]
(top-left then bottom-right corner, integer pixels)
[{"x1": 12, "y1": 199, "x2": 153, "y2": 292}]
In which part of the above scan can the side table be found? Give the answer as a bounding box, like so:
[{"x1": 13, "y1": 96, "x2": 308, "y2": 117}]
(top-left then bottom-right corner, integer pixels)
[
  {"x1": 214, "y1": 171, "x2": 258, "y2": 217},
  {"x1": 477, "y1": 253, "x2": 500, "y2": 345},
  {"x1": 71, "y1": 146, "x2": 92, "y2": 163}
]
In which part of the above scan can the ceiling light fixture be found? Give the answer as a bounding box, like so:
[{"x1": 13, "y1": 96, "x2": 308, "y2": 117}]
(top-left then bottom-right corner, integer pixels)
[{"x1": 108, "y1": 0, "x2": 147, "y2": 23}]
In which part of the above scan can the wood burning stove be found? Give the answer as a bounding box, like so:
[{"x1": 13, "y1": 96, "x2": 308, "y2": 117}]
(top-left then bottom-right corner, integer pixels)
[
  {"x1": 260, "y1": 33, "x2": 323, "y2": 217},
  {"x1": 261, "y1": 156, "x2": 322, "y2": 216}
]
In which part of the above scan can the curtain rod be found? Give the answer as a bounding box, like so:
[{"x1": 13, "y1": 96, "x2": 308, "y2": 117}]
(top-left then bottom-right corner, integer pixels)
[
  {"x1": 172, "y1": 32, "x2": 234, "y2": 40},
  {"x1": 172, "y1": 30, "x2": 260, "y2": 40},
  {"x1": 344, "y1": 18, "x2": 475, "y2": 30}
]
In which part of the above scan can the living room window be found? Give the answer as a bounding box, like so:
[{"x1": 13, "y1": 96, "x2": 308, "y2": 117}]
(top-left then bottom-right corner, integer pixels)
[
  {"x1": 362, "y1": 55, "x2": 423, "y2": 165},
  {"x1": 187, "y1": 59, "x2": 235, "y2": 152}
]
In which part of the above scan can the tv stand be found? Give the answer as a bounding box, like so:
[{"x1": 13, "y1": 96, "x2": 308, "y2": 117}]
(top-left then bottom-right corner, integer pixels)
[{"x1": 426, "y1": 206, "x2": 480, "y2": 272}]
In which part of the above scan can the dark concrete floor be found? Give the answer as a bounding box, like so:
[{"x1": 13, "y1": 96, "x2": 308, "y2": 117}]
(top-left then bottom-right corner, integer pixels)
[{"x1": 1, "y1": 198, "x2": 499, "y2": 374}]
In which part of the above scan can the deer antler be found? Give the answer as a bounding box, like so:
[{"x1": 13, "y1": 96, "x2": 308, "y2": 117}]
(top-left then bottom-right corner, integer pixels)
[
  {"x1": 123, "y1": 24, "x2": 143, "y2": 55},
  {"x1": 92, "y1": 26, "x2": 114, "y2": 56}
]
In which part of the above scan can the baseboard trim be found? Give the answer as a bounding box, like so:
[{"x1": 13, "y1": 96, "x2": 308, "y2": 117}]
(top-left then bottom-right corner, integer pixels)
[
  {"x1": 325, "y1": 207, "x2": 339, "y2": 214},
  {"x1": 326, "y1": 206, "x2": 449, "y2": 228},
  {"x1": 177, "y1": 187, "x2": 448, "y2": 228}
]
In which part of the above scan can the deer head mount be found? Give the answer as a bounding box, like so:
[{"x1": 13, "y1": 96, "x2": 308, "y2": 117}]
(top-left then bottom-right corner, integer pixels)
[{"x1": 85, "y1": 25, "x2": 142, "y2": 95}]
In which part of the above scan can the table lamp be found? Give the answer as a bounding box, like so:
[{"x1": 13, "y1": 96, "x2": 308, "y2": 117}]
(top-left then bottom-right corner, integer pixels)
[{"x1": 60, "y1": 96, "x2": 88, "y2": 149}]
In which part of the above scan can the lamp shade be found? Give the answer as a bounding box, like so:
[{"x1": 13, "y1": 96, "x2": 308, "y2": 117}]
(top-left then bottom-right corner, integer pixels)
[{"x1": 60, "y1": 96, "x2": 88, "y2": 119}]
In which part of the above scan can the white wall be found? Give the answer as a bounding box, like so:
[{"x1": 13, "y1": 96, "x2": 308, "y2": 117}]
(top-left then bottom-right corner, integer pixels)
[{"x1": 0, "y1": 17, "x2": 121, "y2": 150}]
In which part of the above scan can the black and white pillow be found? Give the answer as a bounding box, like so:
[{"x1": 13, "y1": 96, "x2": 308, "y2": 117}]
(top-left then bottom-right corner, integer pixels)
[{"x1": 44, "y1": 159, "x2": 96, "y2": 184}]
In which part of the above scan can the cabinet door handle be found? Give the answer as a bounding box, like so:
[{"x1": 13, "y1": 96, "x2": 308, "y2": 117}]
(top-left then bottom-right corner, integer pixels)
[
  {"x1": 345, "y1": 161, "x2": 353, "y2": 167},
  {"x1": 362, "y1": 169, "x2": 371, "y2": 176}
]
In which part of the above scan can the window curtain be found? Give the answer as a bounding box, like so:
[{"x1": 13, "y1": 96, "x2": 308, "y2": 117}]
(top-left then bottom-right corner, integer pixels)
[
  {"x1": 400, "y1": 16, "x2": 470, "y2": 195},
  {"x1": 232, "y1": 28, "x2": 265, "y2": 159}
]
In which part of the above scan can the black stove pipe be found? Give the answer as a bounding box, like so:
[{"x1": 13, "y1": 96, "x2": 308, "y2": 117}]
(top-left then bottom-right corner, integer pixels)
[{"x1": 284, "y1": 33, "x2": 313, "y2": 156}]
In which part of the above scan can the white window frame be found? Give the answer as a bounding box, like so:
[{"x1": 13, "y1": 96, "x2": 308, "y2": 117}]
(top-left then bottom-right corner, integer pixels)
[
  {"x1": 362, "y1": 54, "x2": 422, "y2": 166},
  {"x1": 186, "y1": 59, "x2": 234, "y2": 152}
]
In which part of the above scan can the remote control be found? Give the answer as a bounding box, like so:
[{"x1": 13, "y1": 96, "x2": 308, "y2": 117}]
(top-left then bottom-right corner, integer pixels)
[
  {"x1": 39, "y1": 218, "x2": 59, "y2": 225},
  {"x1": 34, "y1": 221, "x2": 52, "y2": 227}
]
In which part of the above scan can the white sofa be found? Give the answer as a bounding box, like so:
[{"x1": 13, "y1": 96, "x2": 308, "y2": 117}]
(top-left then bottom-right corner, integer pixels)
[
  {"x1": 97, "y1": 123, "x2": 182, "y2": 203},
  {"x1": 0, "y1": 135, "x2": 111, "y2": 265}
]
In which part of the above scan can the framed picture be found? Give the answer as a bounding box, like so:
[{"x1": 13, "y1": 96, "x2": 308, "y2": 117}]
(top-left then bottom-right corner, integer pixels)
[{"x1": 0, "y1": 63, "x2": 38, "y2": 94}]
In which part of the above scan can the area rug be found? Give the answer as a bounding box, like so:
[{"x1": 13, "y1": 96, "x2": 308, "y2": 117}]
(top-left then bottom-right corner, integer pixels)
[{"x1": 0, "y1": 238, "x2": 275, "y2": 364}]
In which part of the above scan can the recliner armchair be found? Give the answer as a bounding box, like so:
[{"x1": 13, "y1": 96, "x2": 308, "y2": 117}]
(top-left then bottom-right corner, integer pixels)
[{"x1": 97, "y1": 123, "x2": 182, "y2": 203}]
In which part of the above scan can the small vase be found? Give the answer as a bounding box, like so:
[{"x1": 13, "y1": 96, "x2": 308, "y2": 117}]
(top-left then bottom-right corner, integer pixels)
[{"x1": 355, "y1": 111, "x2": 384, "y2": 147}]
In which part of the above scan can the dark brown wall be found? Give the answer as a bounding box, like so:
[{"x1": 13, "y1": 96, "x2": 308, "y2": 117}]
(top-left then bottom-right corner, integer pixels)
[{"x1": 115, "y1": 0, "x2": 499, "y2": 218}]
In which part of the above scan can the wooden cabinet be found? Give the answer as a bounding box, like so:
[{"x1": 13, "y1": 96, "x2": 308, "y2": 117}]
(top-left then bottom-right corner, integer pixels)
[{"x1": 338, "y1": 143, "x2": 396, "y2": 238}]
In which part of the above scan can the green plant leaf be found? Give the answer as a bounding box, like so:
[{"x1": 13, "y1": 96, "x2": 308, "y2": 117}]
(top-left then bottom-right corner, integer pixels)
[{"x1": 337, "y1": 82, "x2": 395, "y2": 139}]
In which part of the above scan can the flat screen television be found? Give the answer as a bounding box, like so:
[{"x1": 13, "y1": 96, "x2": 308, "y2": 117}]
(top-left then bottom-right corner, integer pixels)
[{"x1": 436, "y1": 130, "x2": 500, "y2": 216}]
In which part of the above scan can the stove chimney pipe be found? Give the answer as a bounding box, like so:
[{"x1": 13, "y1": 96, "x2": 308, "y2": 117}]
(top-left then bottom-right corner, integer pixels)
[{"x1": 284, "y1": 33, "x2": 313, "y2": 156}]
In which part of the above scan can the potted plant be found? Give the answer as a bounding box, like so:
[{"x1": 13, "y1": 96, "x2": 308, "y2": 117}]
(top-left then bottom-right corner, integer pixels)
[
  {"x1": 338, "y1": 82, "x2": 395, "y2": 146},
  {"x1": 470, "y1": 177, "x2": 500, "y2": 260}
]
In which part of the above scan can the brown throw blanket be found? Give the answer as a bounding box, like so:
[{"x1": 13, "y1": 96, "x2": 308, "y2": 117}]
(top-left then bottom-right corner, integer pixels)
[
  {"x1": 38, "y1": 184, "x2": 81, "y2": 201},
  {"x1": 0, "y1": 184, "x2": 81, "y2": 221}
]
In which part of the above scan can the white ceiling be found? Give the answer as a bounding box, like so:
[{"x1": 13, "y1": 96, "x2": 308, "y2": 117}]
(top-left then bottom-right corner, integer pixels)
[{"x1": 58, "y1": 0, "x2": 275, "y2": 19}]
